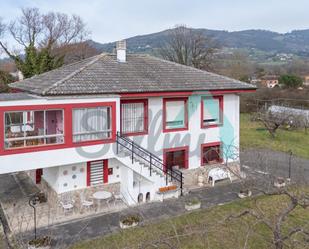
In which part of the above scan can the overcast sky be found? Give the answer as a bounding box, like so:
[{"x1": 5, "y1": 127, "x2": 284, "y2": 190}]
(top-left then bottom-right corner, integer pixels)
[{"x1": 1, "y1": 0, "x2": 309, "y2": 44}]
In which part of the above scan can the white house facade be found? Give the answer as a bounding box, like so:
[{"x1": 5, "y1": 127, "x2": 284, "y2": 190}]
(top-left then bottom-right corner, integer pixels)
[{"x1": 0, "y1": 41, "x2": 255, "y2": 206}]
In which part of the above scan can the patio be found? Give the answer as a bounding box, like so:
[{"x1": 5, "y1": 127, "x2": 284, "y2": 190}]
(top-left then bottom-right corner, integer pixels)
[{"x1": 0, "y1": 172, "x2": 126, "y2": 234}]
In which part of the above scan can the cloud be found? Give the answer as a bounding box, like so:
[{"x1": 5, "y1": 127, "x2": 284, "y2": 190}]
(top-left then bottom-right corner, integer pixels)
[{"x1": 1, "y1": 0, "x2": 309, "y2": 45}]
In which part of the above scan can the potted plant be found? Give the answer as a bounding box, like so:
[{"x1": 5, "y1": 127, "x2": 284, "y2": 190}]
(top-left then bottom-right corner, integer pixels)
[
  {"x1": 185, "y1": 198, "x2": 201, "y2": 211},
  {"x1": 28, "y1": 236, "x2": 51, "y2": 249},
  {"x1": 274, "y1": 177, "x2": 286, "y2": 188},
  {"x1": 238, "y1": 189, "x2": 252, "y2": 199},
  {"x1": 120, "y1": 215, "x2": 141, "y2": 229}
]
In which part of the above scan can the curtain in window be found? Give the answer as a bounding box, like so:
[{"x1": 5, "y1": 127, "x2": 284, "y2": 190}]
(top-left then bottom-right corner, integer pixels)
[
  {"x1": 203, "y1": 98, "x2": 220, "y2": 124},
  {"x1": 73, "y1": 107, "x2": 111, "y2": 142},
  {"x1": 166, "y1": 101, "x2": 185, "y2": 128},
  {"x1": 121, "y1": 102, "x2": 144, "y2": 134}
]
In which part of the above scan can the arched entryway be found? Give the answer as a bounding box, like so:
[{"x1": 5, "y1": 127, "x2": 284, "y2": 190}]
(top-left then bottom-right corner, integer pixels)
[{"x1": 138, "y1": 193, "x2": 143, "y2": 203}]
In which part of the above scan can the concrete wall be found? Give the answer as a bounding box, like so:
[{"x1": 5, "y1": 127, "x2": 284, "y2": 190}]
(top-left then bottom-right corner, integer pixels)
[
  {"x1": 1, "y1": 93, "x2": 240, "y2": 174},
  {"x1": 126, "y1": 94, "x2": 240, "y2": 169},
  {"x1": 0, "y1": 96, "x2": 120, "y2": 174}
]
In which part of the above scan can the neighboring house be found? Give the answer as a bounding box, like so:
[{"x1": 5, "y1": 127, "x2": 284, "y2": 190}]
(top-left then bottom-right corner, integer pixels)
[
  {"x1": 303, "y1": 75, "x2": 309, "y2": 86},
  {"x1": 0, "y1": 41, "x2": 255, "y2": 206},
  {"x1": 261, "y1": 75, "x2": 279, "y2": 88}
]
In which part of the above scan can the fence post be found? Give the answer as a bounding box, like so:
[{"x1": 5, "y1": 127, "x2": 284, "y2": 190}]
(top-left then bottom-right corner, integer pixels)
[{"x1": 180, "y1": 172, "x2": 183, "y2": 196}]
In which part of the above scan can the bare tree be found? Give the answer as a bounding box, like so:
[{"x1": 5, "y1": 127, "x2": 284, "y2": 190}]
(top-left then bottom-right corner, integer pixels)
[
  {"x1": 0, "y1": 8, "x2": 90, "y2": 78},
  {"x1": 159, "y1": 25, "x2": 219, "y2": 71}
]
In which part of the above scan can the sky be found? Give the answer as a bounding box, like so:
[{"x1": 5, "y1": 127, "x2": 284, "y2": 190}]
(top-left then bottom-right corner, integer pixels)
[{"x1": 0, "y1": 0, "x2": 309, "y2": 44}]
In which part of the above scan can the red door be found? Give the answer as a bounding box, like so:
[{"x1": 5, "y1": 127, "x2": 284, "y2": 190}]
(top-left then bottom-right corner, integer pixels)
[
  {"x1": 86, "y1": 159, "x2": 109, "y2": 186},
  {"x1": 36, "y1": 169, "x2": 43, "y2": 184}
]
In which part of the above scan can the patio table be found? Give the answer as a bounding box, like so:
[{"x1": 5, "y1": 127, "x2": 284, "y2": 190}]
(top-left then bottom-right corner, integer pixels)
[
  {"x1": 92, "y1": 191, "x2": 112, "y2": 209},
  {"x1": 93, "y1": 191, "x2": 112, "y2": 200}
]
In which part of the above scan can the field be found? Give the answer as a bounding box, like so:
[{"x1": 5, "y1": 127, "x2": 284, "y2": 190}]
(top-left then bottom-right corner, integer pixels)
[
  {"x1": 70, "y1": 191, "x2": 309, "y2": 249},
  {"x1": 240, "y1": 114, "x2": 309, "y2": 159}
]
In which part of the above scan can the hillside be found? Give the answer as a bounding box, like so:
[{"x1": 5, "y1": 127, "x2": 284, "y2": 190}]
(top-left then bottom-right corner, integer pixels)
[{"x1": 90, "y1": 28, "x2": 309, "y2": 58}]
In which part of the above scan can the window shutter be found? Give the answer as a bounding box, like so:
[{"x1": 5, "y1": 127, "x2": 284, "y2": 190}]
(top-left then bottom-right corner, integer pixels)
[
  {"x1": 166, "y1": 101, "x2": 185, "y2": 126},
  {"x1": 203, "y1": 98, "x2": 220, "y2": 122}
]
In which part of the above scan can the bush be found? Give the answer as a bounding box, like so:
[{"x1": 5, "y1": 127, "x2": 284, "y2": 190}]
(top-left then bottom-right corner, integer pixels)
[
  {"x1": 121, "y1": 215, "x2": 141, "y2": 225},
  {"x1": 279, "y1": 74, "x2": 303, "y2": 88}
]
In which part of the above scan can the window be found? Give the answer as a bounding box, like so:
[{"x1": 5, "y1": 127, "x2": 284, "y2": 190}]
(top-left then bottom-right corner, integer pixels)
[
  {"x1": 201, "y1": 96, "x2": 223, "y2": 128},
  {"x1": 201, "y1": 142, "x2": 222, "y2": 165},
  {"x1": 73, "y1": 107, "x2": 112, "y2": 142},
  {"x1": 163, "y1": 98, "x2": 188, "y2": 132},
  {"x1": 121, "y1": 100, "x2": 148, "y2": 135},
  {"x1": 164, "y1": 146, "x2": 189, "y2": 170},
  {"x1": 4, "y1": 110, "x2": 64, "y2": 149}
]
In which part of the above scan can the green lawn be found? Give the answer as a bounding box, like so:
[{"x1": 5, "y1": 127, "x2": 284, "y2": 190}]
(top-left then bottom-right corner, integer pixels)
[
  {"x1": 70, "y1": 191, "x2": 309, "y2": 249},
  {"x1": 240, "y1": 114, "x2": 309, "y2": 159}
]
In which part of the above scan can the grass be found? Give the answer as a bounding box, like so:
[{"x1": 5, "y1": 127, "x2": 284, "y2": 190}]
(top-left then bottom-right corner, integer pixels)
[
  {"x1": 240, "y1": 113, "x2": 309, "y2": 159},
  {"x1": 70, "y1": 190, "x2": 309, "y2": 249}
]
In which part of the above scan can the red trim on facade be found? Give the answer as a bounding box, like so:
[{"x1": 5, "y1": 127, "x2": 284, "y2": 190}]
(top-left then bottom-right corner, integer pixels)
[
  {"x1": 163, "y1": 146, "x2": 189, "y2": 172},
  {"x1": 208, "y1": 89, "x2": 256, "y2": 95},
  {"x1": 121, "y1": 91, "x2": 193, "y2": 98},
  {"x1": 103, "y1": 159, "x2": 109, "y2": 183},
  {"x1": 120, "y1": 99, "x2": 148, "y2": 136},
  {"x1": 0, "y1": 101, "x2": 116, "y2": 156},
  {"x1": 200, "y1": 141, "x2": 222, "y2": 166},
  {"x1": 200, "y1": 95, "x2": 224, "y2": 129},
  {"x1": 162, "y1": 97, "x2": 189, "y2": 133},
  {"x1": 86, "y1": 162, "x2": 91, "y2": 187},
  {"x1": 120, "y1": 89, "x2": 255, "y2": 98}
]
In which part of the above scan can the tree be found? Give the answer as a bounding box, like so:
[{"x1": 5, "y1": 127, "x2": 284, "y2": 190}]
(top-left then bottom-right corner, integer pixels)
[
  {"x1": 0, "y1": 8, "x2": 90, "y2": 78},
  {"x1": 0, "y1": 70, "x2": 16, "y2": 92},
  {"x1": 279, "y1": 75, "x2": 303, "y2": 88},
  {"x1": 158, "y1": 25, "x2": 219, "y2": 71}
]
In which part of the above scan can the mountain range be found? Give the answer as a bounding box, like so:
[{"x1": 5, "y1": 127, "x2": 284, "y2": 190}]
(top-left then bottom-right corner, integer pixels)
[{"x1": 89, "y1": 28, "x2": 309, "y2": 58}]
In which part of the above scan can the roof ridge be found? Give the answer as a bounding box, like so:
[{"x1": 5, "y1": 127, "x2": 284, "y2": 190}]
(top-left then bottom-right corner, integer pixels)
[{"x1": 42, "y1": 53, "x2": 106, "y2": 95}]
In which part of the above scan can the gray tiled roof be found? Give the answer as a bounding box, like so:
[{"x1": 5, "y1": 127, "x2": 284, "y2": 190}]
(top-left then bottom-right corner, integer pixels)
[
  {"x1": 0, "y1": 93, "x2": 39, "y2": 101},
  {"x1": 10, "y1": 54, "x2": 255, "y2": 96}
]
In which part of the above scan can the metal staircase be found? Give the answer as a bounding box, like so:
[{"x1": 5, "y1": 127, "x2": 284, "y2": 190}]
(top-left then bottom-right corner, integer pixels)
[{"x1": 116, "y1": 132, "x2": 183, "y2": 195}]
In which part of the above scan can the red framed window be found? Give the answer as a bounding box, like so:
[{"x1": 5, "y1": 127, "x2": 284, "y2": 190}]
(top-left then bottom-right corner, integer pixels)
[
  {"x1": 72, "y1": 106, "x2": 112, "y2": 142},
  {"x1": 163, "y1": 146, "x2": 189, "y2": 171},
  {"x1": 201, "y1": 96, "x2": 223, "y2": 128},
  {"x1": 86, "y1": 159, "x2": 109, "y2": 186},
  {"x1": 0, "y1": 101, "x2": 116, "y2": 155},
  {"x1": 4, "y1": 109, "x2": 64, "y2": 149},
  {"x1": 163, "y1": 98, "x2": 188, "y2": 133},
  {"x1": 201, "y1": 142, "x2": 222, "y2": 166},
  {"x1": 120, "y1": 99, "x2": 148, "y2": 136}
]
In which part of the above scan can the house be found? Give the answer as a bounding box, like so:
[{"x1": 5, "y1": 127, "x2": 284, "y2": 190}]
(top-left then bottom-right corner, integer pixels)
[
  {"x1": 261, "y1": 75, "x2": 279, "y2": 88},
  {"x1": 303, "y1": 75, "x2": 309, "y2": 86},
  {"x1": 0, "y1": 41, "x2": 255, "y2": 206}
]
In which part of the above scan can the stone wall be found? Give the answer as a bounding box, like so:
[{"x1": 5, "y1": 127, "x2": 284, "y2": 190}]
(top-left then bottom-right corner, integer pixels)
[
  {"x1": 182, "y1": 163, "x2": 241, "y2": 189},
  {"x1": 38, "y1": 178, "x2": 120, "y2": 208}
]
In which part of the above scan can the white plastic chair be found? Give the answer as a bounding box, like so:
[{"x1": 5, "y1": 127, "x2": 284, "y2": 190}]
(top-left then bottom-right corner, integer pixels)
[{"x1": 80, "y1": 192, "x2": 94, "y2": 210}]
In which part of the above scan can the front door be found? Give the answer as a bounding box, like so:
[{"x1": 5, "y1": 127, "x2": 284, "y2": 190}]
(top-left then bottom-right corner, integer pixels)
[{"x1": 35, "y1": 169, "x2": 43, "y2": 184}]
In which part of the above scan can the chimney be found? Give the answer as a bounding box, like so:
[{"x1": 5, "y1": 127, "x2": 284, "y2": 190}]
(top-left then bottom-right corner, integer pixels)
[{"x1": 116, "y1": 40, "x2": 126, "y2": 62}]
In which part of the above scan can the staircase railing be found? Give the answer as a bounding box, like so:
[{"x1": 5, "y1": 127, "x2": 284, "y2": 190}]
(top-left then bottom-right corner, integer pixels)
[{"x1": 116, "y1": 132, "x2": 183, "y2": 195}]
